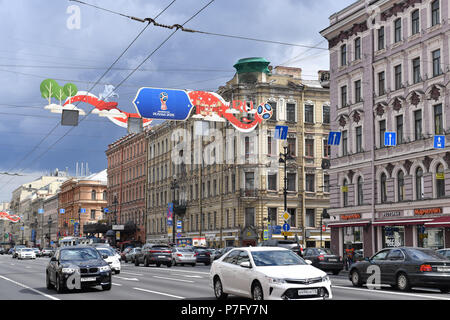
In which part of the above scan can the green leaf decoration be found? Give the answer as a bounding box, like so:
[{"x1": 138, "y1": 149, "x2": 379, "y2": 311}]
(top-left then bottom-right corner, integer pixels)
[
  {"x1": 40, "y1": 79, "x2": 58, "y2": 101},
  {"x1": 63, "y1": 83, "x2": 78, "y2": 99},
  {"x1": 53, "y1": 84, "x2": 68, "y2": 103}
]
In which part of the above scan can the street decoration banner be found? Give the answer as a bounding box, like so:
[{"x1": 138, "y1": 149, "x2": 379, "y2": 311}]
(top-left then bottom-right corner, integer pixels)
[{"x1": 0, "y1": 211, "x2": 21, "y2": 223}]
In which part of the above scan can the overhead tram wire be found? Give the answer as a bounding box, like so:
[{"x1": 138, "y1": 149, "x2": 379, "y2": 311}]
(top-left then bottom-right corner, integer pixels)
[
  {"x1": 0, "y1": 0, "x2": 178, "y2": 190},
  {"x1": 0, "y1": 0, "x2": 215, "y2": 192}
]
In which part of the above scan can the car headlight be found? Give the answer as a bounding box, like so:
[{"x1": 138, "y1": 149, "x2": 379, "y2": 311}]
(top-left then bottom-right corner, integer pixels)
[
  {"x1": 99, "y1": 265, "x2": 111, "y2": 272},
  {"x1": 266, "y1": 277, "x2": 287, "y2": 284},
  {"x1": 62, "y1": 267, "x2": 77, "y2": 274},
  {"x1": 321, "y1": 275, "x2": 330, "y2": 282}
]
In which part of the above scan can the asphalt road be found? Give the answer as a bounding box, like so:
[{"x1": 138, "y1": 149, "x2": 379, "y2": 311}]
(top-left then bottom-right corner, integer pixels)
[{"x1": 1, "y1": 254, "x2": 450, "y2": 301}]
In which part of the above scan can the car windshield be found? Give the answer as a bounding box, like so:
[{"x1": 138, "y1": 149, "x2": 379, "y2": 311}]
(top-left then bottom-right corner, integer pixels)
[
  {"x1": 317, "y1": 248, "x2": 334, "y2": 255},
  {"x1": 22, "y1": 248, "x2": 32, "y2": 252},
  {"x1": 97, "y1": 248, "x2": 115, "y2": 256},
  {"x1": 60, "y1": 248, "x2": 100, "y2": 261},
  {"x1": 251, "y1": 250, "x2": 307, "y2": 266},
  {"x1": 153, "y1": 246, "x2": 169, "y2": 250},
  {"x1": 406, "y1": 248, "x2": 446, "y2": 260}
]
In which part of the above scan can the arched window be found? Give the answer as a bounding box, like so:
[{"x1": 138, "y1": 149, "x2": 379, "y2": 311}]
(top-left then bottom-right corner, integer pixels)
[
  {"x1": 397, "y1": 171, "x2": 405, "y2": 201},
  {"x1": 91, "y1": 189, "x2": 96, "y2": 200},
  {"x1": 416, "y1": 167, "x2": 424, "y2": 200},
  {"x1": 380, "y1": 173, "x2": 387, "y2": 203},
  {"x1": 436, "y1": 164, "x2": 445, "y2": 198},
  {"x1": 357, "y1": 177, "x2": 364, "y2": 205},
  {"x1": 343, "y1": 179, "x2": 349, "y2": 207}
]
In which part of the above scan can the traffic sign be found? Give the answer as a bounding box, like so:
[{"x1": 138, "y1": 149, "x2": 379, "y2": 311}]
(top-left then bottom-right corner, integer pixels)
[
  {"x1": 281, "y1": 231, "x2": 293, "y2": 237},
  {"x1": 274, "y1": 125, "x2": 288, "y2": 140},
  {"x1": 384, "y1": 132, "x2": 396, "y2": 147},
  {"x1": 38, "y1": 209, "x2": 44, "y2": 214},
  {"x1": 282, "y1": 223, "x2": 290, "y2": 232},
  {"x1": 271, "y1": 225, "x2": 282, "y2": 235},
  {"x1": 263, "y1": 229, "x2": 269, "y2": 241},
  {"x1": 80, "y1": 208, "x2": 86, "y2": 213},
  {"x1": 282, "y1": 211, "x2": 291, "y2": 221},
  {"x1": 103, "y1": 208, "x2": 109, "y2": 213},
  {"x1": 434, "y1": 135, "x2": 445, "y2": 149},
  {"x1": 176, "y1": 233, "x2": 182, "y2": 238},
  {"x1": 59, "y1": 209, "x2": 65, "y2": 214},
  {"x1": 328, "y1": 132, "x2": 341, "y2": 146}
]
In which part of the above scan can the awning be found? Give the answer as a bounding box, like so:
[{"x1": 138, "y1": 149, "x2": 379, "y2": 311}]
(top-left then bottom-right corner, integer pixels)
[
  {"x1": 424, "y1": 216, "x2": 450, "y2": 228},
  {"x1": 372, "y1": 218, "x2": 433, "y2": 227},
  {"x1": 328, "y1": 220, "x2": 371, "y2": 228}
]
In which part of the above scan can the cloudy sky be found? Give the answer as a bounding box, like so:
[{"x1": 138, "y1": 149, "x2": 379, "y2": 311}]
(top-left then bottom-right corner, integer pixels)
[{"x1": 0, "y1": 0, "x2": 355, "y2": 201}]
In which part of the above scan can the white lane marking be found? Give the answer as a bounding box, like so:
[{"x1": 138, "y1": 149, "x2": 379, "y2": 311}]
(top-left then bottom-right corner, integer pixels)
[
  {"x1": 0, "y1": 275, "x2": 60, "y2": 301},
  {"x1": 172, "y1": 274, "x2": 203, "y2": 278},
  {"x1": 112, "y1": 283, "x2": 122, "y2": 286},
  {"x1": 332, "y1": 285, "x2": 450, "y2": 300},
  {"x1": 153, "y1": 276, "x2": 195, "y2": 283},
  {"x1": 120, "y1": 271, "x2": 143, "y2": 276},
  {"x1": 123, "y1": 266, "x2": 209, "y2": 275},
  {"x1": 133, "y1": 287, "x2": 184, "y2": 299},
  {"x1": 114, "y1": 276, "x2": 139, "y2": 281}
]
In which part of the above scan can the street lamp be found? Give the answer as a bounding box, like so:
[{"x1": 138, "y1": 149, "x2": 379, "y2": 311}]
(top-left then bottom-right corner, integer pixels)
[
  {"x1": 21, "y1": 222, "x2": 25, "y2": 245},
  {"x1": 279, "y1": 144, "x2": 294, "y2": 240},
  {"x1": 48, "y1": 216, "x2": 53, "y2": 247},
  {"x1": 171, "y1": 176, "x2": 179, "y2": 245},
  {"x1": 320, "y1": 209, "x2": 330, "y2": 248}
]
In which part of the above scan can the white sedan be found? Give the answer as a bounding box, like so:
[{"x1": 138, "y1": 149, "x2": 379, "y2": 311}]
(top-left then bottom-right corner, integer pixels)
[
  {"x1": 210, "y1": 247, "x2": 332, "y2": 300},
  {"x1": 97, "y1": 247, "x2": 121, "y2": 274},
  {"x1": 17, "y1": 248, "x2": 36, "y2": 260}
]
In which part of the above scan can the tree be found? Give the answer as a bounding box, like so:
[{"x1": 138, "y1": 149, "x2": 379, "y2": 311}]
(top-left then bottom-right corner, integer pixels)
[
  {"x1": 40, "y1": 79, "x2": 58, "y2": 104},
  {"x1": 63, "y1": 83, "x2": 78, "y2": 103},
  {"x1": 53, "y1": 84, "x2": 68, "y2": 105}
]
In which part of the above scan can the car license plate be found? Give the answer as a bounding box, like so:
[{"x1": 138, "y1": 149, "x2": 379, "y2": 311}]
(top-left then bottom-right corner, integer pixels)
[
  {"x1": 298, "y1": 289, "x2": 318, "y2": 296},
  {"x1": 328, "y1": 259, "x2": 337, "y2": 262},
  {"x1": 437, "y1": 267, "x2": 450, "y2": 272},
  {"x1": 158, "y1": 256, "x2": 166, "y2": 258},
  {"x1": 81, "y1": 277, "x2": 96, "y2": 282}
]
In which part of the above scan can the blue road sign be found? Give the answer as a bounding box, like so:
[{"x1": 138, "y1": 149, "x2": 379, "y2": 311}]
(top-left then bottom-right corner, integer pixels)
[
  {"x1": 176, "y1": 221, "x2": 182, "y2": 229},
  {"x1": 384, "y1": 132, "x2": 397, "y2": 147},
  {"x1": 328, "y1": 132, "x2": 341, "y2": 146},
  {"x1": 38, "y1": 209, "x2": 44, "y2": 214},
  {"x1": 59, "y1": 209, "x2": 65, "y2": 214},
  {"x1": 80, "y1": 208, "x2": 86, "y2": 213},
  {"x1": 176, "y1": 233, "x2": 182, "y2": 238},
  {"x1": 282, "y1": 223, "x2": 290, "y2": 232},
  {"x1": 133, "y1": 88, "x2": 194, "y2": 121},
  {"x1": 274, "y1": 125, "x2": 289, "y2": 140},
  {"x1": 434, "y1": 135, "x2": 445, "y2": 149},
  {"x1": 272, "y1": 225, "x2": 282, "y2": 235},
  {"x1": 104, "y1": 208, "x2": 109, "y2": 213}
]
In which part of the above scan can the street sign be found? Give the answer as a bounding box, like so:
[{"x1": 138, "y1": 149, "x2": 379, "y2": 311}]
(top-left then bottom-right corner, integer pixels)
[
  {"x1": 434, "y1": 135, "x2": 445, "y2": 149},
  {"x1": 327, "y1": 132, "x2": 341, "y2": 146},
  {"x1": 263, "y1": 229, "x2": 269, "y2": 241},
  {"x1": 282, "y1": 223, "x2": 290, "y2": 232},
  {"x1": 282, "y1": 211, "x2": 291, "y2": 221},
  {"x1": 133, "y1": 88, "x2": 195, "y2": 121},
  {"x1": 103, "y1": 208, "x2": 109, "y2": 213},
  {"x1": 80, "y1": 208, "x2": 86, "y2": 213},
  {"x1": 384, "y1": 132, "x2": 396, "y2": 147},
  {"x1": 176, "y1": 232, "x2": 182, "y2": 238},
  {"x1": 281, "y1": 231, "x2": 293, "y2": 236},
  {"x1": 274, "y1": 125, "x2": 288, "y2": 140},
  {"x1": 271, "y1": 225, "x2": 282, "y2": 235},
  {"x1": 38, "y1": 209, "x2": 44, "y2": 214},
  {"x1": 59, "y1": 209, "x2": 65, "y2": 214}
]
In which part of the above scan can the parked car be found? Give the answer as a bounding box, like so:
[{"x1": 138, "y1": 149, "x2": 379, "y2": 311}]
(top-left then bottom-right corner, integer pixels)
[
  {"x1": 259, "y1": 239, "x2": 304, "y2": 257},
  {"x1": 210, "y1": 247, "x2": 332, "y2": 300},
  {"x1": 436, "y1": 249, "x2": 450, "y2": 259},
  {"x1": 214, "y1": 247, "x2": 235, "y2": 260},
  {"x1": 8, "y1": 248, "x2": 14, "y2": 255},
  {"x1": 194, "y1": 248, "x2": 212, "y2": 265},
  {"x1": 0, "y1": 247, "x2": 5, "y2": 255},
  {"x1": 32, "y1": 248, "x2": 42, "y2": 257},
  {"x1": 172, "y1": 247, "x2": 196, "y2": 266},
  {"x1": 303, "y1": 248, "x2": 343, "y2": 275},
  {"x1": 90, "y1": 244, "x2": 121, "y2": 262},
  {"x1": 96, "y1": 247, "x2": 121, "y2": 274},
  {"x1": 17, "y1": 248, "x2": 36, "y2": 260},
  {"x1": 349, "y1": 247, "x2": 450, "y2": 293},
  {"x1": 120, "y1": 247, "x2": 132, "y2": 261},
  {"x1": 46, "y1": 246, "x2": 112, "y2": 293},
  {"x1": 135, "y1": 243, "x2": 172, "y2": 267},
  {"x1": 12, "y1": 245, "x2": 26, "y2": 258},
  {"x1": 124, "y1": 247, "x2": 141, "y2": 264},
  {"x1": 41, "y1": 248, "x2": 55, "y2": 257}
]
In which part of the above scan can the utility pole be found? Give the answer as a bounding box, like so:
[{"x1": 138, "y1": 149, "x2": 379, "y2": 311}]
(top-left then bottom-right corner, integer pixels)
[{"x1": 279, "y1": 144, "x2": 294, "y2": 240}]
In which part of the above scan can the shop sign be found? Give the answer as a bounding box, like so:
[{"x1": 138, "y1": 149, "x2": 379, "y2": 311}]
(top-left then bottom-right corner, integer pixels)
[
  {"x1": 414, "y1": 208, "x2": 442, "y2": 216},
  {"x1": 341, "y1": 186, "x2": 348, "y2": 192},
  {"x1": 341, "y1": 214, "x2": 361, "y2": 221},
  {"x1": 380, "y1": 211, "x2": 401, "y2": 218},
  {"x1": 436, "y1": 173, "x2": 445, "y2": 180}
]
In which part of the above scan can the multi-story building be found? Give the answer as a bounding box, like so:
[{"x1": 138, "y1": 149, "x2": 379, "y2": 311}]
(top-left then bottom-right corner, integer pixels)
[
  {"x1": 321, "y1": 0, "x2": 450, "y2": 257},
  {"x1": 145, "y1": 57, "x2": 330, "y2": 247},
  {"x1": 105, "y1": 132, "x2": 147, "y2": 245},
  {"x1": 58, "y1": 170, "x2": 107, "y2": 238}
]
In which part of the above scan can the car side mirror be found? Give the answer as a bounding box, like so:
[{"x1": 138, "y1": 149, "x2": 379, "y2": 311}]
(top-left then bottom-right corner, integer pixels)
[
  {"x1": 364, "y1": 257, "x2": 371, "y2": 262},
  {"x1": 102, "y1": 254, "x2": 108, "y2": 259},
  {"x1": 305, "y1": 259, "x2": 312, "y2": 265},
  {"x1": 240, "y1": 261, "x2": 252, "y2": 268}
]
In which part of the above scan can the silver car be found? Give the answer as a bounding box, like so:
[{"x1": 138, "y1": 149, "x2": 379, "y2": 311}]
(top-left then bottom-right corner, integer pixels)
[{"x1": 172, "y1": 247, "x2": 196, "y2": 266}]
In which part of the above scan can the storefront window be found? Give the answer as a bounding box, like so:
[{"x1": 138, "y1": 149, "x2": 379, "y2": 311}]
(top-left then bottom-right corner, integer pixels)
[
  {"x1": 343, "y1": 226, "x2": 363, "y2": 250},
  {"x1": 417, "y1": 226, "x2": 444, "y2": 250},
  {"x1": 382, "y1": 226, "x2": 404, "y2": 247}
]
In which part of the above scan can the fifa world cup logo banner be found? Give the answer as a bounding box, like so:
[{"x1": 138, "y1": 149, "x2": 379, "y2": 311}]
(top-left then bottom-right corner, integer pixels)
[{"x1": 133, "y1": 88, "x2": 273, "y2": 132}]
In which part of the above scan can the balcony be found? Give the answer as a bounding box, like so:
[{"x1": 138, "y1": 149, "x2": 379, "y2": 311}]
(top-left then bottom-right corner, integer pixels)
[
  {"x1": 240, "y1": 189, "x2": 258, "y2": 198},
  {"x1": 173, "y1": 200, "x2": 187, "y2": 217}
]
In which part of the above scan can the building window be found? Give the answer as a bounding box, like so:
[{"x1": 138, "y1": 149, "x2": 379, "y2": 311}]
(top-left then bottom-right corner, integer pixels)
[
  {"x1": 287, "y1": 138, "x2": 296, "y2": 157},
  {"x1": 354, "y1": 80, "x2": 362, "y2": 103},
  {"x1": 270, "y1": 102, "x2": 277, "y2": 121},
  {"x1": 394, "y1": 18, "x2": 402, "y2": 43},
  {"x1": 305, "y1": 209, "x2": 315, "y2": 228},
  {"x1": 305, "y1": 139, "x2": 314, "y2": 158},
  {"x1": 396, "y1": 115, "x2": 403, "y2": 145},
  {"x1": 412, "y1": 57, "x2": 421, "y2": 84},
  {"x1": 414, "y1": 110, "x2": 422, "y2": 140},
  {"x1": 416, "y1": 167, "x2": 424, "y2": 200},
  {"x1": 341, "y1": 86, "x2": 347, "y2": 107},
  {"x1": 354, "y1": 37, "x2": 361, "y2": 60},
  {"x1": 343, "y1": 180, "x2": 348, "y2": 207},
  {"x1": 342, "y1": 130, "x2": 348, "y2": 156},
  {"x1": 268, "y1": 173, "x2": 277, "y2": 191},
  {"x1": 378, "y1": 26, "x2": 385, "y2": 50},
  {"x1": 245, "y1": 208, "x2": 255, "y2": 227},
  {"x1": 267, "y1": 136, "x2": 273, "y2": 155},
  {"x1": 286, "y1": 103, "x2": 296, "y2": 122},
  {"x1": 398, "y1": 171, "x2": 405, "y2": 201},
  {"x1": 103, "y1": 191, "x2": 107, "y2": 200},
  {"x1": 432, "y1": 49, "x2": 441, "y2": 77},
  {"x1": 411, "y1": 9, "x2": 420, "y2": 35},
  {"x1": 434, "y1": 104, "x2": 443, "y2": 135},
  {"x1": 90, "y1": 209, "x2": 96, "y2": 220},
  {"x1": 341, "y1": 44, "x2": 347, "y2": 66},
  {"x1": 355, "y1": 126, "x2": 363, "y2": 153},
  {"x1": 355, "y1": 176, "x2": 363, "y2": 205},
  {"x1": 288, "y1": 208, "x2": 296, "y2": 227},
  {"x1": 436, "y1": 164, "x2": 445, "y2": 198},
  {"x1": 305, "y1": 174, "x2": 315, "y2": 192},
  {"x1": 394, "y1": 65, "x2": 402, "y2": 90},
  {"x1": 379, "y1": 119, "x2": 386, "y2": 148},
  {"x1": 324, "y1": 174, "x2": 330, "y2": 193},
  {"x1": 431, "y1": 0, "x2": 440, "y2": 26},
  {"x1": 268, "y1": 208, "x2": 277, "y2": 226},
  {"x1": 380, "y1": 173, "x2": 387, "y2": 203},
  {"x1": 245, "y1": 172, "x2": 255, "y2": 190},
  {"x1": 323, "y1": 105, "x2": 330, "y2": 124},
  {"x1": 378, "y1": 71, "x2": 385, "y2": 95},
  {"x1": 91, "y1": 190, "x2": 96, "y2": 200},
  {"x1": 287, "y1": 173, "x2": 296, "y2": 191},
  {"x1": 323, "y1": 139, "x2": 330, "y2": 158},
  {"x1": 304, "y1": 105, "x2": 314, "y2": 123}
]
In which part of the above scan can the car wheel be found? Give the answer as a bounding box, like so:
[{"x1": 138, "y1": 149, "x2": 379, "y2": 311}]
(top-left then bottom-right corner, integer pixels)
[
  {"x1": 205, "y1": 262, "x2": 210, "y2": 266},
  {"x1": 156, "y1": 263, "x2": 161, "y2": 267},
  {"x1": 167, "y1": 262, "x2": 172, "y2": 268},
  {"x1": 252, "y1": 282, "x2": 264, "y2": 301},
  {"x1": 55, "y1": 274, "x2": 64, "y2": 293},
  {"x1": 134, "y1": 258, "x2": 139, "y2": 266},
  {"x1": 144, "y1": 257, "x2": 149, "y2": 267},
  {"x1": 115, "y1": 270, "x2": 120, "y2": 275},
  {"x1": 351, "y1": 270, "x2": 362, "y2": 287},
  {"x1": 192, "y1": 263, "x2": 196, "y2": 267},
  {"x1": 214, "y1": 277, "x2": 228, "y2": 300},
  {"x1": 46, "y1": 272, "x2": 53, "y2": 289},
  {"x1": 173, "y1": 259, "x2": 177, "y2": 266},
  {"x1": 396, "y1": 273, "x2": 411, "y2": 292},
  {"x1": 102, "y1": 283, "x2": 112, "y2": 291},
  {"x1": 332, "y1": 270, "x2": 340, "y2": 275}
]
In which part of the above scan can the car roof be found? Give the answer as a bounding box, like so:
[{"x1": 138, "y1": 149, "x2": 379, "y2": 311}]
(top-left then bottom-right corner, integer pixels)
[{"x1": 230, "y1": 247, "x2": 290, "y2": 252}]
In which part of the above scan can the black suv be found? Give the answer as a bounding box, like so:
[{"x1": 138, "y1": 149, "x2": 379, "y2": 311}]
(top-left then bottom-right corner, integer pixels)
[
  {"x1": 46, "y1": 246, "x2": 112, "y2": 293},
  {"x1": 135, "y1": 243, "x2": 172, "y2": 267}
]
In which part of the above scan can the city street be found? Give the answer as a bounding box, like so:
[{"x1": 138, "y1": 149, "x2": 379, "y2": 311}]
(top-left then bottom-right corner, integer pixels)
[{"x1": 1, "y1": 255, "x2": 450, "y2": 301}]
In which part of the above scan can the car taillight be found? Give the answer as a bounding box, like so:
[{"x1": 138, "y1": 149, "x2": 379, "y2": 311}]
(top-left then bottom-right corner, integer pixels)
[
  {"x1": 205, "y1": 252, "x2": 210, "y2": 256},
  {"x1": 164, "y1": 250, "x2": 172, "y2": 254},
  {"x1": 194, "y1": 253, "x2": 198, "y2": 256},
  {"x1": 177, "y1": 253, "x2": 182, "y2": 257},
  {"x1": 420, "y1": 264, "x2": 432, "y2": 272},
  {"x1": 318, "y1": 255, "x2": 325, "y2": 261},
  {"x1": 150, "y1": 250, "x2": 159, "y2": 253}
]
